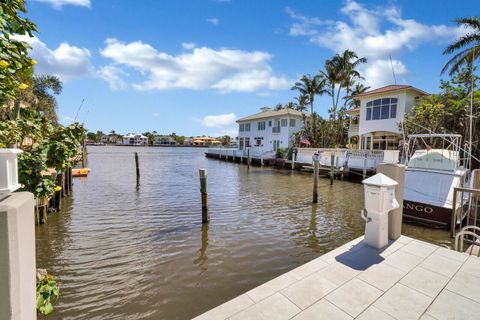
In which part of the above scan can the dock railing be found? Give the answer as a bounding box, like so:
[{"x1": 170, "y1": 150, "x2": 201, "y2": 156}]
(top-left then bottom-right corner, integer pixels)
[{"x1": 451, "y1": 186, "x2": 480, "y2": 239}]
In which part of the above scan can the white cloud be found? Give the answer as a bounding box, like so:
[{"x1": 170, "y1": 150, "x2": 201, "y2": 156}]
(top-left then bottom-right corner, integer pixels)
[
  {"x1": 100, "y1": 38, "x2": 290, "y2": 92},
  {"x1": 97, "y1": 65, "x2": 127, "y2": 90},
  {"x1": 201, "y1": 113, "x2": 236, "y2": 128},
  {"x1": 33, "y1": 0, "x2": 90, "y2": 9},
  {"x1": 286, "y1": 1, "x2": 469, "y2": 87},
  {"x1": 207, "y1": 18, "x2": 220, "y2": 25},
  {"x1": 15, "y1": 35, "x2": 92, "y2": 81},
  {"x1": 182, "y1": 42, "x2": 196, "y2": 50},
  {"x1": 361, "y1": 59, "x2": 408, "y2": 88},
  {"x1": 152, "y1": 112, "x2": 160, "y2": 117},
  {"x1": 62, "y1": 115, "x2": 75, "y2": 122}
]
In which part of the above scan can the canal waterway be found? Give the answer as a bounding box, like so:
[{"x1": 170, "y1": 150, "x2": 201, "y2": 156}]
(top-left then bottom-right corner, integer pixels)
[{"x1": 35, "y1": 146, "x2": 452, "y2": 320}]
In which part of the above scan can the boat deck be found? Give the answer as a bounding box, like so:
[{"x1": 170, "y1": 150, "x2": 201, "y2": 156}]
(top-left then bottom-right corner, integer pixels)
[{"x1": 194, "y1": 235, "x2": 480, "y2": 320}]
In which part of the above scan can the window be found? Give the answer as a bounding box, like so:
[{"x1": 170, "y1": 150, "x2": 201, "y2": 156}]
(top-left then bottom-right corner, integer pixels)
[
  {"x1": 281, "y1": 119, "x2": 288, "y2": 127},
  {"x1": 268, "y1": 120, "x2": 272, "y2": 127},
  {"x1": 273, "y1": 140, "x2": 280, "y2": 151},
  {"x1": 258, "y1": 121, "x2": 266, "y2": 130},
  {"x1": 239, "y1": 124, "x2": 245, "y2": 132},
  {"x1": 239, "y1": 138, "x2": 244, "y2": 150},
  {"x1": 245, "y1": 123, "x2": 251, "y2": 131},
  {"x1": 289, "y1": 119, "x2": 296, "y2": 127},
  {"x1": 366, "y1": 98, "x2": 398, "y2": 121},
  {"x1": 245, "y1": 137, "x2": 250, "y2": 147}
]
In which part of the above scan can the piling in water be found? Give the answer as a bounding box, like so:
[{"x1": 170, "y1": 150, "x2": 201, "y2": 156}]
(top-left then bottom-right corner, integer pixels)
[
  {"x1": 135, "y1": 152, "x2": 140, "y2": 187},
  {"x1": 330, "y1": 154, "x2": 335, "y2": 185},
  {"x1": 313, "y1": 157, "x2": 319, "y2": 203},
  {"x1": 199, "y1": 168, "x2": 209, "y2": 223}
]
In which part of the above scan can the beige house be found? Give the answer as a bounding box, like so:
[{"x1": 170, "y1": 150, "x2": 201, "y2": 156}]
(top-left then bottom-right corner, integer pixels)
[{"x1": 347, "y1": 85, "x2": 428, "y2": 150}]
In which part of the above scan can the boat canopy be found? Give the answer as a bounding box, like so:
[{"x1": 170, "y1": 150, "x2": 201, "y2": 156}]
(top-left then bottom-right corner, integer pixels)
[{"x1": 407, "y1": 149, "x2": 459, "y2": 172}]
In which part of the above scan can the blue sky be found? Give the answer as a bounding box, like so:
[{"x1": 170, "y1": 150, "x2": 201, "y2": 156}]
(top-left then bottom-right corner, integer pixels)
[{"x1": 24, "y1": 0, "x2": 475, "y2": 136}]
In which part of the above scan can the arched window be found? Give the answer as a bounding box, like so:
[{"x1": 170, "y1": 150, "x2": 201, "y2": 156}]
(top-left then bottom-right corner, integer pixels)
[{"x1": 366, "y1": 98, "x2": 397, "y2": 120}]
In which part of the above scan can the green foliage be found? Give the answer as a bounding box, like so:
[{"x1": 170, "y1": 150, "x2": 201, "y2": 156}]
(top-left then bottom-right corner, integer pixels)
[
  {"x1": 275, "y1": 147, "x2": 288, "y2": 159},
  {"x1": 36, "y1": 269, "x2": 59, "y2": 316},
  {"x1": 0, "y1": 0, "x2": 38, "y2": 106},
  {"x1": 18, "y1": 144, "x2": 54, "y2": 199}
]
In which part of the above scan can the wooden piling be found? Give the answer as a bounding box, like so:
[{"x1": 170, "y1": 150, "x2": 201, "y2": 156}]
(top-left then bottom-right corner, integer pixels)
[
  {"x1": 313, "y1": 157, "x2": 319, "y2": 203},
  {"x1": 292, "y1": 153, "x2": 295, "y2": 170},
  {"x1": 247, "y1": 149, "x2": 251, "y2": 170},
  {"x1": 330, "y1": 154, "x2": 335, "y2": 185},
  {"x1": 199, "y1": 168, "x2": 209, "y2": 223},
  {"x1": 82, "y1": 138, "x2": 87, "y2": 168},
  {"x1": 135, "y1": 152, "x2": 140, "y2": 187}
]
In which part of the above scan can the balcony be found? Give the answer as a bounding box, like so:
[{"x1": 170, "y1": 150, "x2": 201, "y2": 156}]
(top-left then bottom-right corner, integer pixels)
[{"x1": 272, "y1": 127, "x2": 280, "y2": 134}]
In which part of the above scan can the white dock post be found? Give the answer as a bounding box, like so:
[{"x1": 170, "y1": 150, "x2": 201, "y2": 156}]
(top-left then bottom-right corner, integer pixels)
[
  {"x1": 377, "y1": 163, "x2": 405, "y2": 240},
  {"x1": 0, "y1": 192, "x2": 36, "y2": 320}
]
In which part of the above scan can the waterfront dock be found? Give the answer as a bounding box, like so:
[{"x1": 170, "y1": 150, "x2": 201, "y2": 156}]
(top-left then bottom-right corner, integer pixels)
[{"x1": 194, "y1": 235, "x2": 480, "y2": 320}]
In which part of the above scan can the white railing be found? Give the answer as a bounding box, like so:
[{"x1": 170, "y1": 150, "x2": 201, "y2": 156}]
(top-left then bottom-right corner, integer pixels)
[{"x1": 206, "y1": 147, "x2": 275, "y2": 159}]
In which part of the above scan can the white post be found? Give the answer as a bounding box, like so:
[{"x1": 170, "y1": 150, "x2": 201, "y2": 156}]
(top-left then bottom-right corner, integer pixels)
[
  {"x1": 361, "y1": 173, "x2": 399, "y2": 249},
  {"x1": 0, "y1": 192, "x2": 36, "y2": 320}
]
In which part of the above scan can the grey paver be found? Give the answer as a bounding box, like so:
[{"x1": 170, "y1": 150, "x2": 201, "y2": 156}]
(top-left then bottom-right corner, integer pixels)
[
  {"x1": 358, "y1": 263, "x2": 406, "y2": 291},
  {"x1": 434, "y1": 246, "x2": 469, "y2": 263},
  {"x1": 192, "y1": 294, "x2": 254, "y2": 320},
  {"x1": 419, "y1": 253, "x2": 463, "y2": 278},
  {"x1": 446, "y1": 271, "x2": 480, "y2": 304},
  {"x1": 400, "y1": 266, "x2": 449, "y2": 298},
  {"x1": 459, "y1": 256, "x2": 480, "y2": 277},
  {"x1": 356, "y1": 306, "x2": 396, "y2": 320},
  {"x1": 395, "y1": 235, "x2": 415, "y2": 244},
  {"x1": 373, "y1": 283, "x2": 433, "y2": 320},
  {"x1": 246, "y1": 272, "x2": 298, "y2": 302},
  {"x1": 320, "y1": 261, "x2": 361, "y2": 286},
  {"x1": 426, "y1": 289, "x2": 480, "y2": 320},
  {"x1": 400, "y1": 240, "x2": 437, "y2": 259},
  {"x1": 325, "y1": 278, "x2": 382, "y2": 317},
  {"x1": 281, "y1": 270, "x2": 338, "y2": 310},
  {"x1": 287, "y1": 257, "x2": 329, "y2": 280},
  {"x1": 291, "y1": 299, "x2": 352, "y2": 320},
  {"x1": 384, "y1": 249, "x2": 423, "y2": 272},
  {"x1": 229, "y1": 293, "x2": 300, "y2": 320}
]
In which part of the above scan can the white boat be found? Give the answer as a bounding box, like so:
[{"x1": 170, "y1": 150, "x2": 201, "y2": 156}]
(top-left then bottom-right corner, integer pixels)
[{"x1": 403, "y1": 134, "x2": 469, "y2": 226}]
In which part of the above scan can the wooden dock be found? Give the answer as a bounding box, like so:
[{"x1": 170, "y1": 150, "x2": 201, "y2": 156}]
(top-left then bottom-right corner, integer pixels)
[{"x1": 193, "y1": 235, "x2": 480, "y2": 320}]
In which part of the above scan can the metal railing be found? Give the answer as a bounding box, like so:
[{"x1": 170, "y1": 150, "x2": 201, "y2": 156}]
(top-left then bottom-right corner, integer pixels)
[
  {"x1": 455, "y1": 226, "x2": 480, "y2": 256},
  {"x1": 451, "y1": 186, "x2": 480, "y2": 238}
]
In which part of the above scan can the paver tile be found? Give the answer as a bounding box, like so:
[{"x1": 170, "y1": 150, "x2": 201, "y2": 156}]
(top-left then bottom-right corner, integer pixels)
[
  {"x1": 229, "y1": 293, "x2": 300, "y2": 320},
  {"x1": 426, "y1": 289, "x2": 480, "y2": 320},
  {"x1": 399, "y1": 266, "x2": 449, "y2": 298},
  {"x1": 281, "y1": 270, "x2": 338, "y2": 310},
  {"x1": 419, "y1": 253, "x2": 463, "y2": 278},
  {"x1": 335, "y1": 245, "x2": 385, "y2": 270},
  {"x1": 325, "y1": 278, "x2": 382, "y2": 317},
  {"x1": 446, "y1": 271, "x2": 480, "y2": 304},
  {"x1": 320, "y1": 262, "x2": 361, "y2": 286},
  {"x1": 193, "y1": 294, "x2": 254, "y2": 320},
  {"x1": 459, "y1": 256, "x2": 480, "y2": 277},
  {"x1": 287, "y1": 258, "x2": 329, "y2": 281},
  {"x1": 419, "y1": 314, "x2": 437, "y2": 320},
  {"x1": 373, "y1": 283, "x2": 433, "y2": 320},
  {"x1": 400, "y1": 240, "x2": 437, "y2": 259},
  {"x1": 319, "y1": 246, "x2": 349, "y2": 264},
  {"x1": 247, "y1": 272, "x2": 298, "y2": 302},
  {"x1": 291, "y1": 299, "x2": 352, "y2": 320},
  {"x1": 384, "y1": 250, "x2": 423, "y2": 272},
  {"x1": 396, "y1": 235, "x2": 415, "y2": 245},
  {"x1": 379, "y1": 240, "x2": 405, "y2": 258},
  {"x1": 358, "y1": 263, "x2": 406, "y2": 291},
  {"x1": 434, "y1": 247, "x2": 469, "y2": 263},
  {"x1": 356, "y1": 306, "x2": 396, "y2": 320}
]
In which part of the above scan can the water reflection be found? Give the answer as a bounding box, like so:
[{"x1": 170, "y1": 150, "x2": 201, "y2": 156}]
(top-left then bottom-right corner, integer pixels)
[{"x1": 35, "y1": 146, "x2": 453, "y2": 320}]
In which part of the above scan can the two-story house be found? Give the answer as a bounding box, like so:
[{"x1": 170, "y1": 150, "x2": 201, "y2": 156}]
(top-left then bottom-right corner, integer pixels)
[
  {"x1": 122, "y1": 133, "x2": 148, "y2": 146},
  {"x1": 347, "y1": 85, "x2": 428, "y2": 150},
  {"x1": 236, "y1": 107, "x2": 304, "y2": 154}
]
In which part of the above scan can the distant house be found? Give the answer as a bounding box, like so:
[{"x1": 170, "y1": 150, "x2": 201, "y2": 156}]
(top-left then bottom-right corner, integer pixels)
[
  {"x1": 236, "y1": 107, "x2": 304, "y2": 153},
  {"x1": 153, "y1": 135, "x2": 176, "y2": 146},
  {"x1": 184, "y1": 137, "x2": 222, "y2": 147},
  {"x1": 347, "y1": 85, "x2": 428, "y2": 150},
  {"x1": 100, "y1": 134, "x2": 121, "y2": 144},
  {"x1": 122, "y1": 133, "x2": 148, "y2": 146}
]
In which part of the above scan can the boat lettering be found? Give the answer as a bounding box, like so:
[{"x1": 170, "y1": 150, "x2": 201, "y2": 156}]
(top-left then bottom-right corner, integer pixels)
[{"x1": 404, "y1": 203, "x2": 434, "y2": 214}]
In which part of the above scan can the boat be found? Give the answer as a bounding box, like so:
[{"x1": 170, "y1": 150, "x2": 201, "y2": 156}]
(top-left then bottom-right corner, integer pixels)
[
  {"x1": 72, "y1": 168, "x2": 90, "y2": 177},
  {"x1": 402, "y1": 134, "x2": 469, "y2": 226}
]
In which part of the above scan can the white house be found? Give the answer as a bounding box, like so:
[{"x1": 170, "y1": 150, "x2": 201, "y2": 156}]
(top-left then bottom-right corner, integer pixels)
[
  {"x1": 236, "y1": 107, "x2": 304, "y2": 154},
  {"x1": 153, "y1": 135, "x2": 176, "y2": 146},
  {"x1": 122, "y1": 133, "x2": 148, "y2": 146},
  {"x1": 347, "y1": 85, "x2": 428, "y2": 150}
]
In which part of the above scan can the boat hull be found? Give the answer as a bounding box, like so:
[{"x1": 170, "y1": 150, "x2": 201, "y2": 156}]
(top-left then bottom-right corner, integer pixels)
[{"x1": 403, "y1": 200, "x2": 452, "y2": 226}]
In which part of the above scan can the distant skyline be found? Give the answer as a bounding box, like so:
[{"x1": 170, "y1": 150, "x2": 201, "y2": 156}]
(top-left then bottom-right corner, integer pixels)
[{"x1": 26, "y1": 0, "x2": 475, "y2": 136}]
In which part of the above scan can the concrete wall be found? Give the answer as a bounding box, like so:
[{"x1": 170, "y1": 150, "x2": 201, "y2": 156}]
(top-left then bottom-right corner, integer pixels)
[{"x1": 0, "y1": 192, "x2": 36, "y2": 320}]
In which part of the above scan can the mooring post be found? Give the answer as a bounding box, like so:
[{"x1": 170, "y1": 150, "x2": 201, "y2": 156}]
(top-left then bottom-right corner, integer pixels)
[
  {"x1": 82, "y1": 138, "x2": 87, "y2": 168},
  {"x1": 68, "y1": 167, "x2": 73, "y2": 193},
  {"x1": 199, "y1": 168, "x2": 209, "y2": 223},
  {"x1": 363, "y1": 153, "x2": 367, "y2": 180},
  {"x1": 260, "y1": 154, "x2": 264, "y2": 166},
  {"x1": 330, "y1": 154, "x2": 335, "y2": 185},
  {"x1": 313, "y1": 155, "x2": 319, "y2": 203},
  {"x1": 135, "y1": 152, "x2": 140, "y2": 187},
  {"x1": 247, "y1": 148, "x2": 251, "y2": 170},
  {"x1": 292, "y1": 149, "x2": 295, "y2": 170}
]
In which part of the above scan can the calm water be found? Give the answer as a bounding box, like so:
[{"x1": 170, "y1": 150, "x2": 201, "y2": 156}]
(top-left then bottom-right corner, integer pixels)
[{"x1": 36, "y1": 146, "x2": 452, "y2": 320}]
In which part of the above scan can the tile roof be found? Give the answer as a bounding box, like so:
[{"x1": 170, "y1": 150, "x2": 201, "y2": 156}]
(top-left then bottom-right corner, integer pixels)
[
  {"x1": 352, "y1": 85, "x2": 428, "y2": 98},
  {"x1": 237, "y1": 108, "x2": 304, "y2": 122}
]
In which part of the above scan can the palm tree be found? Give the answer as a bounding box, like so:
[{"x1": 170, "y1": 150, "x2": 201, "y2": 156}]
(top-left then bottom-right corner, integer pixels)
[
  {"x1": 291, "y1": 74, "x2": 327, "y2": 146},
  {"x1": 345, "y1": 83, "x2": 370, "y2": 108},
  {"x1": 284, "y1": 101, "x2": 295, "y2": 109},
  {"x1": 31, "y1": 75, "x2": 62, "y2": 123},
  {"x1": 274, "y1": 103, "x2": 283, "y2": 111},
  {"x1": 442, "y1": 17, "x2": 480, "y2": 76},
  {"x1": 294, "y1": 94, "x2": 309, "y2": 112}
]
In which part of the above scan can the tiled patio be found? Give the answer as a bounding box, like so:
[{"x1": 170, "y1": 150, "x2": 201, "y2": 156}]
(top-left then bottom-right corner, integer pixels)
[{"x1": 193, "y1": 235, "x2": 480, "y2": 320}]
